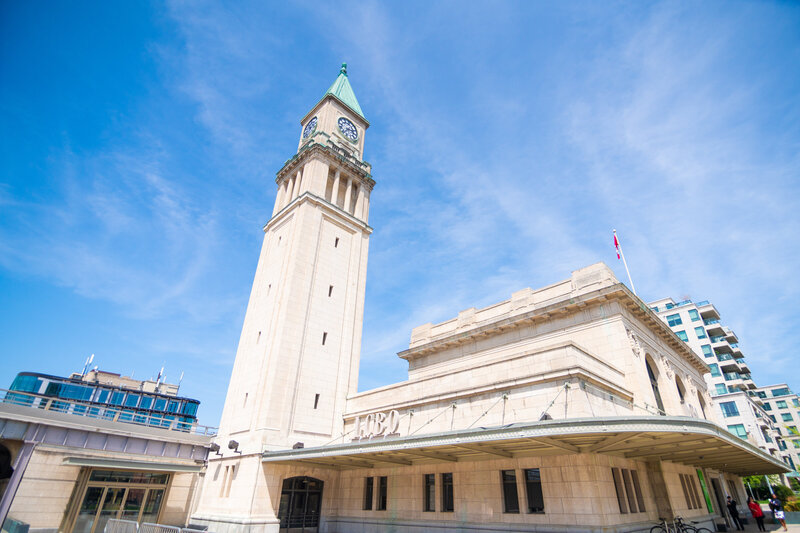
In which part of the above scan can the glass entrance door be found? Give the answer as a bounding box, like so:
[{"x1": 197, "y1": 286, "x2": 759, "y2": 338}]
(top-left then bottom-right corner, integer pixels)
[{"x1": 68, "y1": 470, "x2": 170, "y2": 533}]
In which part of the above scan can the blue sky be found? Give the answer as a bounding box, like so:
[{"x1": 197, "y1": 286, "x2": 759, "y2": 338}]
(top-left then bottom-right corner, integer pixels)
[{"x1": 2, "y1": 1, "x2": 799, "y2": 427}]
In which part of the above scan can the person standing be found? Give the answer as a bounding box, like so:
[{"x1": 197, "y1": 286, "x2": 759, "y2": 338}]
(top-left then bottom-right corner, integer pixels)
[
  {"x1": 727, "y1": 495, "x2": 744, "y2": 531},
  {"x1": 747, "y1": 496, "x2": 765, "y2": 532},
  {"x1": 769, "y1": 493, "x2": 788, "y2": 532}
]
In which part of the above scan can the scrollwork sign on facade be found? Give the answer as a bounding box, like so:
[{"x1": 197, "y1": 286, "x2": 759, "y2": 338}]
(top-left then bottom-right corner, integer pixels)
[{"x1": 353, "y1": 410, "x2": 401, "y2": 440}]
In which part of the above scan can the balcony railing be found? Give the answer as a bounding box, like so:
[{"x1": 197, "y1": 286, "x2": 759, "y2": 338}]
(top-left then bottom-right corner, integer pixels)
[
  {"x1": 704, "y1": 319, "x2": 721, "y2": 326},
  {"x1": 0, "y1": 388, "x2": 217, "y2": 436},
  {"x1": 723, "y1": 372, "x2": 741, "y2": 381},
  {"x1": 711, "y1": 336, "x2": 726, "y2": 343},
  {"x1": 717, "y1": 353, "x2": 734, "y2": 362}
]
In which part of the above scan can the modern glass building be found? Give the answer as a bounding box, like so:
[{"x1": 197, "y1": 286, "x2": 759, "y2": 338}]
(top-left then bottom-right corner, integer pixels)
[{"x1": 6, "y1": 370, "x2": 200, "y2": 431}]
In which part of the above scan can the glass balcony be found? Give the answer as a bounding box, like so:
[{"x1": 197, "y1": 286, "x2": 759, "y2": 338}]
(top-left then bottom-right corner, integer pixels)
[
  {"x1": 704, "y1": 318, "x2": 721, "y2": 326},
  {"x1": 711, "y1": 336, "x2": 726, "y2": 343},
  {"x1": 724, "y1": 372, "x2": 741, "y2": 381},
  {"x1": 717, "y1": 353, "x2": 734, "y2": 361}
]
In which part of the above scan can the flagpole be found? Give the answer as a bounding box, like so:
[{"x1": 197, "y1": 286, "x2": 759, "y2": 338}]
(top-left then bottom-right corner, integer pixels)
[{"x1": 614, "y1": 229, "x2": 637, "y2": 296}]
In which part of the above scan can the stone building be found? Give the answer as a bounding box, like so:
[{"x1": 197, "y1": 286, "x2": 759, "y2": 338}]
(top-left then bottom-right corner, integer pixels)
[{"x1": 189, "y1": 65, "x2": 788, "y2": 533}]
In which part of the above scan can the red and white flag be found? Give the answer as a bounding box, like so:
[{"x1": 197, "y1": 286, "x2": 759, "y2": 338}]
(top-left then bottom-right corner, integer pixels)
[{"x1": 614, "y1": 233, "x2": 621, "y2": 259}]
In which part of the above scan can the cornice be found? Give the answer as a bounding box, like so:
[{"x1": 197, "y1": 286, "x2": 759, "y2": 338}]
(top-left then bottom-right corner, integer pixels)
[
  {"x1": 276, "y1": 142, "x2": 375, "y2": 188},
  {"x1": 264, "y1": 191, "x2": 373, "y2": 235},
  {"x1": 398, "y1": 284, "x2": 709, "y2": 375}
]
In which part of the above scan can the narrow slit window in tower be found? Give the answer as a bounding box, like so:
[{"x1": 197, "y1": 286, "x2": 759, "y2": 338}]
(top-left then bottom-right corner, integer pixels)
[
  {"x1": 328, "y1": 285, "x2": 333, "y2": 297},
  {"x1": 314, "y1": 393, "x2": 320, "y2": 409},
  {"x1": 322, "y1": 332, "x2": 328, "y2": 345}
]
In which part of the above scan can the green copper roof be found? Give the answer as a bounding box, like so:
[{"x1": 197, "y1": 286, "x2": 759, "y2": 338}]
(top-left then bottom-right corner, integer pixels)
[{"x1": 325, "y1": 63, "x2": 366, "y2": 120}]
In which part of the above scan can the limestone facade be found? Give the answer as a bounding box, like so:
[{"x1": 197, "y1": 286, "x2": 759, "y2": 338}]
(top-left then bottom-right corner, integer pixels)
[{"x1": 190, "y1": 67, "x2": 788, "y2": 533}]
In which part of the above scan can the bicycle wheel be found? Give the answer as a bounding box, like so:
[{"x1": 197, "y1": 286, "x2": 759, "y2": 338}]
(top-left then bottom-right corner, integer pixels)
[
  {"x1": 650, "y1": 526, "x2": 667, "y2": 533},
  {"x1": 693, "y1": 529, "x2": 712, "y2": 533}
]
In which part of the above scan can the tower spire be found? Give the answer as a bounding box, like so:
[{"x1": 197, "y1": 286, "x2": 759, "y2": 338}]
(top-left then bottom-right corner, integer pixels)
[{"x1": 324, "y1": 62, "x2": 365, "y2": 120}]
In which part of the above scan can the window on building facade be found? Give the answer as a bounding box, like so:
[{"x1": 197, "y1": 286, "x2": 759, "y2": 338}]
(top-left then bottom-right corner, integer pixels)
[
  {"x1": 679, "y1": 473, "x2": 702, "y2": 509},
  {"x1": 676, "y1": 331, "x2": 689, "y2": 342},
  {"x1": 501, "y1": 470, "x2": 519, "y2": 513},
  {"x1": 645, "y1": 359, "x2": 666, "y2": 414},
  {"x1": 720, "y1": 401, "x2": 739, "y2": 418},
  {"x1": 611, "y1": 468, "x2": 645, "y2": 514},
  {"x1": 763, "y1": 402, "x2": 772, "y2": 410},
  {"x1": 709, "y1": 363, "x2": 721, "y2": 377},
  {"x1": 701, "y1": 345, "x2": 713, "y2": 357},
  {"x1": 727, "y1": 424, "x2": 747, "y2": 439},
  {"x1": 769, "y1": 415, "x2": 777, "y2": 422},
  {"x1": 376, "y1": 476, "x2": 387, "y2": 510},
  {"x1": 782, "y1": 413, "x2": 794, "y2": 422},
  {"x1": 694, "y1": 326, "x2": 707, "y2": 339},
  {"x1": 675, "y1": 376, "x2": 686, "y2": 403},
  {"x1": 524, "y1": 468, "x2": 545, "y2": 513},
  {"x1": 423, "y1": 474, "x2": 435, "y2": 512},
  {"x1": 777, "y1": 400, "x2": 788, "y2": 409},
  {"x1": 688, "y1": 309, "x2": 700, "y2": 321},
  {"x1": 441, "y1": 473, "x2": 454, "y2": 512},
  {"x1": 793, "y1": 398, "x2": 800, "y2": 408},
  {"x1": 757, "y1": 391, "x2": 767, "y2": 398},
  {"x1": 714, "y1": 384, "x2": 728, "y2": 396},
  {"x1": 667, "y1": 314, "x2": 682, "y2": 327},
  {"x1": 772, "y1": 387, "x2": 791, "y2": 397},
  {"x1": 363, "y1": 477, "x2": 373, "y2": 510}
]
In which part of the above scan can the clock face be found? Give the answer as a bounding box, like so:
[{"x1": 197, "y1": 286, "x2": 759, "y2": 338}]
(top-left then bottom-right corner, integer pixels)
[
  {"x1": 302, "y1": 116, "x2": 317, "y2": 139},
  {"x1": 337, "y1": 117, "x2": 358, "y2": 142}
]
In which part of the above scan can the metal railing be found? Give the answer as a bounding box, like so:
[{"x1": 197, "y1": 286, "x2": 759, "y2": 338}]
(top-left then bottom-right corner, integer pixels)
[
  {"x1": 0, "y1": 388, "x2": 217, "y2": 436},
  {"x1": 105, "y1": 520, "x2": 209, "y2": 533}
]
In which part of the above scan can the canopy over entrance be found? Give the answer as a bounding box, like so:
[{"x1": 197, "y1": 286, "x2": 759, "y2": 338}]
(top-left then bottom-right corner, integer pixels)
[{"x1": 262, "y1": 416, "x2": 789, "y2": 476}]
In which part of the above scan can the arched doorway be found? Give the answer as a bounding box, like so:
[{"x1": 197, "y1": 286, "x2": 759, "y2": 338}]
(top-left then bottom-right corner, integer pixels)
[{"x1": 278, "y1": 476, "x2": 324, "y2": 533}]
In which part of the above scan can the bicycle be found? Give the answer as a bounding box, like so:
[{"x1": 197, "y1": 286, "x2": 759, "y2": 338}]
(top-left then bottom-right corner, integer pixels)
[
  {"x1": 650, "y1": 516, "x2": 713, "y2": 533},
  {"x1": 674, "y1": 516, "x2": 712, "y2": 533}
]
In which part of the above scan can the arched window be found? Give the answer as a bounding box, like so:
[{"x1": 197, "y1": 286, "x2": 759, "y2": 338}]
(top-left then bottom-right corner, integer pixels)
[
  {"x1": 646, "y1": 358, "x2": 665, "y2": 415},
  {"x1": 697, "y1": 391, "x2": 707, "y2": 419},
  {"x1": 675, "y1": 376, "x2": 686, "y2": 404}
]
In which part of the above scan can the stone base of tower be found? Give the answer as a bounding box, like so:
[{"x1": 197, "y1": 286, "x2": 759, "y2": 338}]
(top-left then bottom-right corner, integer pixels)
[{"x1": 188, "y1": 515, "x2": 280, "y2": 533}]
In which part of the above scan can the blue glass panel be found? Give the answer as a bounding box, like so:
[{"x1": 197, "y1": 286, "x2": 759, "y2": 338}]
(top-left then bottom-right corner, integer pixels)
[{"x1": 124, "y1": 394, "x2": 140, "y2": 408}]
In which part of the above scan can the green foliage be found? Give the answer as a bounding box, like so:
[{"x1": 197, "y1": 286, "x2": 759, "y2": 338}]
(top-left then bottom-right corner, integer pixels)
[
  {"x1": 743, "y1": 475, "x2": 765, "y2": 487},
  {"x1": 773, "y1": 484, "x2": 793, "y2": 502},
  {"x1": 785, "y1": 499, "x2": 800, "y2": 512}
]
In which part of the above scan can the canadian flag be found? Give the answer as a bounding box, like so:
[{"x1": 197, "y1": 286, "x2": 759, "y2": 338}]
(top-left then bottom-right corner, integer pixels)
[{"x1": 614, "y1": 233, "x2": 621, "y2": 259}]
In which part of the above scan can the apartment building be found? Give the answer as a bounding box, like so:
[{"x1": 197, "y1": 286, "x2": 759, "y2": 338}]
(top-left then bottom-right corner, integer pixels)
[
  {"x1": 649, "y1": 298, "x2": 796, "y2": 474},
  {"x1": 754, "y1": 384, "x2": 800, "y2": 472}
]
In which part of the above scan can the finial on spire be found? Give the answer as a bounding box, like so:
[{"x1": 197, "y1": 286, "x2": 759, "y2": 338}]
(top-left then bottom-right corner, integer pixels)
[{"x1": 340, "y1": 63, "x2": 348, "y2": 76}]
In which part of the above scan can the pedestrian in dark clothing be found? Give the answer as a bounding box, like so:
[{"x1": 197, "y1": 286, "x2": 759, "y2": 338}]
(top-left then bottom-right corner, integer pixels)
[
  {"x1": 727, "y1": 496, "x2": 744, "y2": 531},
  {"x1": 770, "y1": 493, "x2": 788, "y2": 532},
  {"x1": 747, "y1": 496, "x2": 765, "y2": 531}
]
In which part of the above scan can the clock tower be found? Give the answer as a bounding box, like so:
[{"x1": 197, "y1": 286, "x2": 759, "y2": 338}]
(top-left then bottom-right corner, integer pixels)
[{"x1": 192, "y1": 64, "x2": 374, "y2": 532}]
